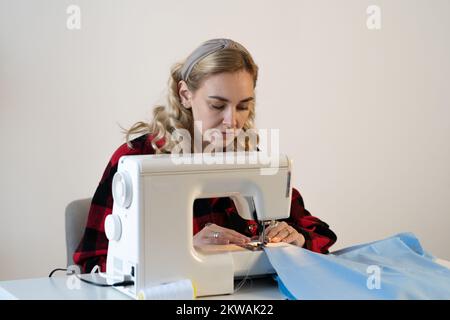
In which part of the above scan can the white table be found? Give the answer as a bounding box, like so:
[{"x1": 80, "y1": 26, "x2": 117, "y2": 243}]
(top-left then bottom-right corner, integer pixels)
[
  {"x1": 0, "y1": 273, "x2": 284, "y2": 300},
  {"x1": 1, "y1": 259, "x2": 449, "y2": 300}
]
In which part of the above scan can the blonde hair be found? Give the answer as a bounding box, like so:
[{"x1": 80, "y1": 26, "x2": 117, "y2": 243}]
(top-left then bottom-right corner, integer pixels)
[{"x1": 124, "y1": 41, "x2": 259, "y2": 153}]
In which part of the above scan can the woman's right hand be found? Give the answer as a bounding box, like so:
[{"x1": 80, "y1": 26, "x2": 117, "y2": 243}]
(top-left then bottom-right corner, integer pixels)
[{"x1": 193, "y1": 223, "x2": 251, "y2": 247}]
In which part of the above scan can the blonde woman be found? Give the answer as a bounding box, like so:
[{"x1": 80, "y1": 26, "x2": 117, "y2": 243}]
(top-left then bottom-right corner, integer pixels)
[{"x1": 74, "y1": 38, "x2": 337, "y2": 273}]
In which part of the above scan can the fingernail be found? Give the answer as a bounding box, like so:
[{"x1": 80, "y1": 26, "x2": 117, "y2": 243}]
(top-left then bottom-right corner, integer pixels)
[{"x1": 272, "y1": 237, "x2": 279, "y2": 242}]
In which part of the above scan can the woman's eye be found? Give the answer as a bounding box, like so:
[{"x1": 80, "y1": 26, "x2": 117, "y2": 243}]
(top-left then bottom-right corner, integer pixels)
[
  {"x1": 211, "y1": 105, "x2": 225, "y2": 110},
  {"x1": 237, "y1": 105, "x2": 249, "y2": 111}
]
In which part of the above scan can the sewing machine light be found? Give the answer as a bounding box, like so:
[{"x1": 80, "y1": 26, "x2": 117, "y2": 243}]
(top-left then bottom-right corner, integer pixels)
[{"x1": 112, "y1": 171, "x2": 132, "y2": 208}]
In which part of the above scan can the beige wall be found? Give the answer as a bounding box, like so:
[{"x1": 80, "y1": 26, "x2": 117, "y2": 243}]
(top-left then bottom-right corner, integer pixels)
[{"x1": 1, "y1": 0, "x2": 449, "y2": 280}]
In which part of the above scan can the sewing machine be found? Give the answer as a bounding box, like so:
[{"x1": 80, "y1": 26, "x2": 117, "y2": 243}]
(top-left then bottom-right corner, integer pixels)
[{"x1": 104, "y1": 152, "x2": 293, "y2": 298}]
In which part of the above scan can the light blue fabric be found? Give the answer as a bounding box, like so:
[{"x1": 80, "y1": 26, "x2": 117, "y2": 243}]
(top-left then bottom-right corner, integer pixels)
[{"x1": 265, "y1": 233, "x2": 450, "y2": 299}]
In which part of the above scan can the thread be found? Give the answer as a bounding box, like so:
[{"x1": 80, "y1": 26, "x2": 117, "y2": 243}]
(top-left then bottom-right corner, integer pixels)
[{"x1": 137, "y1": 279, "x2": 196, "y2": 300}]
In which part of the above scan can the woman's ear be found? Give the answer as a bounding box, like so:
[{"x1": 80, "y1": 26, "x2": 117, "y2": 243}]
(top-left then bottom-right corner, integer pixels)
[{"x1": 178, "y1": 80, "x2": 192, "y2": 109}]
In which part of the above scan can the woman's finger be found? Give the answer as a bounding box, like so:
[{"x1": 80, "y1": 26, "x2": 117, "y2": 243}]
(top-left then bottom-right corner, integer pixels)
[
  {"x1": 282, "y1": 231, "x2": 299, "y2": 244},
  {"x1": 266, "y1": 226, "x2": 279, "y2": 239},
  {"x1": 213, "y1": 225, "x2": 250, "y2": 243},
  {"x1": 227, "y1": 234, "x2": 250, "y2": 245},
  {"x1": 270, "y1": 224, "x2": 296, "y2": 242},
  {"x1": 203, "y1": 229, "x2": 230, "y2": 244},
  {"x1": 209, "y1": 236, "x2": 230, "y2": 245},
  {"x1": 204, "y1": 226, "x2": 249, "y2": 245},
  {"x1": 271, "y1": 229, "x2": 290, "y2": 242},
  {"x1": 266, "y1": 222, "x2": 288, "y2": 240}
]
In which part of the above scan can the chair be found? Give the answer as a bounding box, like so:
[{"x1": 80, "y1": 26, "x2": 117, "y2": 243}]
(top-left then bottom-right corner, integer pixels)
[{"x1": 65, "y1": 198, "x2": 92, "y2": 267}]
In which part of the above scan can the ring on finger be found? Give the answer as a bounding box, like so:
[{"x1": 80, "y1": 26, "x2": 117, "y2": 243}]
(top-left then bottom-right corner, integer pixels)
[{"x1": 212, "y1": 231, "x2": 220, "y2": 239}]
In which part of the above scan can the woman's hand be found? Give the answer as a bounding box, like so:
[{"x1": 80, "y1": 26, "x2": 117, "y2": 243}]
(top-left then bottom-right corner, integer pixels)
[
  {"x1": 265, "y1": 221, "x2": 305, "y2": 247},
  {"x1": 194, "y1": 223, "x2": 251, "y2": 247}
]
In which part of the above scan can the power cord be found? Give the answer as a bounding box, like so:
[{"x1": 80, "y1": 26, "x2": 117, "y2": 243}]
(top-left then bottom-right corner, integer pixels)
[
  {"x1": 48, "y1": 268, "x2": 69, "y2": 277},
  {"x1": 48, "y1": 267, "x2": 134, "y2": 287},
  {"x1": 74, "y1": 274, "x2": 134, "y2": 287}
]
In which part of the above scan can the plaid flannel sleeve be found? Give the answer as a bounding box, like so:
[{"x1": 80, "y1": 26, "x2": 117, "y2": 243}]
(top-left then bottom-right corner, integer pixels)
[
  {"x1": 72, "y1": 161, "x2": 113, "y2": 273},
  {"x1": 284, "y1": 188, "x2": 337, "y2": 254}
]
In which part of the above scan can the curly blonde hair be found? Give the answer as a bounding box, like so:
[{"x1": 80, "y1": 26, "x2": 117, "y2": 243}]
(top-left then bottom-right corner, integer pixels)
[{"x1": 124, "y1": 40, "x2": 259, "y2": 153}]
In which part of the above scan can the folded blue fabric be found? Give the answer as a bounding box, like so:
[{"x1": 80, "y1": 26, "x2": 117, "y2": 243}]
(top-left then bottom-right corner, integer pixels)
[{"x1": 265, "y1": 233, "x2": 450, "y2": 299}]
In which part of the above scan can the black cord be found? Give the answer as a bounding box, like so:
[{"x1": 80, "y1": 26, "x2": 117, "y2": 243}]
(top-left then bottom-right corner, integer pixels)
[
  {"x1": 48, "y1": 268, "x2": 70, "y2": 277},
  {"x1": 48, "y1": 267, "x2": 134, "y2": 287},
  {"x1": 75, "y1": 274, "x2": 134, "y2": 287}
]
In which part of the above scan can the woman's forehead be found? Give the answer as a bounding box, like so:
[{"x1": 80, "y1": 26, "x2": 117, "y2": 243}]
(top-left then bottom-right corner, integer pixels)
[{"x1": 198, "y1": 71, "x2": 254, "y2": 100}]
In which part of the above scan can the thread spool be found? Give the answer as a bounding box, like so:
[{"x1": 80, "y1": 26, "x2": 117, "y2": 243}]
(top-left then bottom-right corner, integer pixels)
[{"x1": 137, "y1": 279, "x2": 196, "y2": 300}]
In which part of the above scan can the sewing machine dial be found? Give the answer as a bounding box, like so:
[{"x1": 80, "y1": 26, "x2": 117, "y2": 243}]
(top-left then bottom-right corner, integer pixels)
[
  {"x1": 105, "y1": 214, "x2": 122, "y2": 241},
  {"x1": 112, "y1": 171, "x2": 132, "y2": 208}
]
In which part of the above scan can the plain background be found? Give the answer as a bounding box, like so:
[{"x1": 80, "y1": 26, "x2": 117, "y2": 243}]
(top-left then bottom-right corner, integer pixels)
[{"x1": 0, "y1": 0, "x2": 449, "y2": 280}]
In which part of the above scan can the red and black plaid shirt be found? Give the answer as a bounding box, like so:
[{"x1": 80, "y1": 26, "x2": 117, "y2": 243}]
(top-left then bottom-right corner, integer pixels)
[{"x1": 74, "y1": 134, "x2": 337, "y2": 273}]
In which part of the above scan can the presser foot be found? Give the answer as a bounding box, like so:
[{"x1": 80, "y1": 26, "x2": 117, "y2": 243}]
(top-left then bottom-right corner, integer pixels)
[{"x1": 238, "y1": 240, "x2": 267, "y2": 251}]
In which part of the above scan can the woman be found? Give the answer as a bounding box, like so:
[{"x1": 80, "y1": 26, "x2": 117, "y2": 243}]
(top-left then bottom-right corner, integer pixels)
[{"x1": 74, "y1": 38, "x2": 337, "y2": 273}]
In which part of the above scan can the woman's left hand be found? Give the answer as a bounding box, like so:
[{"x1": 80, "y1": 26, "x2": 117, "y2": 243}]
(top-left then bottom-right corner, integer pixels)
[{"x1": 265, "y1": 221, "x2": 305, "y2": 247}]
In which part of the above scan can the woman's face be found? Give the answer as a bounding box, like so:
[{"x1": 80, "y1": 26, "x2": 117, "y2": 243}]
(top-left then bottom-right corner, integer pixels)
[{"x1": 178, "y1": 70, "x2": 254, "y2": 150}]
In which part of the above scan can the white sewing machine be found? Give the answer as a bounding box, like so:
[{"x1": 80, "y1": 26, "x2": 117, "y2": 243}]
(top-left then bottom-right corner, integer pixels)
[{"x1": 104, "y1": 152, "x2": 293, "y2": 298}]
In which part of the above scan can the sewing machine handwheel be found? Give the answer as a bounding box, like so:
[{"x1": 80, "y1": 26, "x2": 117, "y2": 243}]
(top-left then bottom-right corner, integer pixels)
[{"x1": 112, "y1": 171, "x2": 132, "y2": 208}]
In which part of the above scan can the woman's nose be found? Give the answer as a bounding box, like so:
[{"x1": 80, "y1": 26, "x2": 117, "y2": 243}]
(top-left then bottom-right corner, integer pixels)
[{"x1": 223, "y1": 107, "x2": 237, "y2": 128}]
